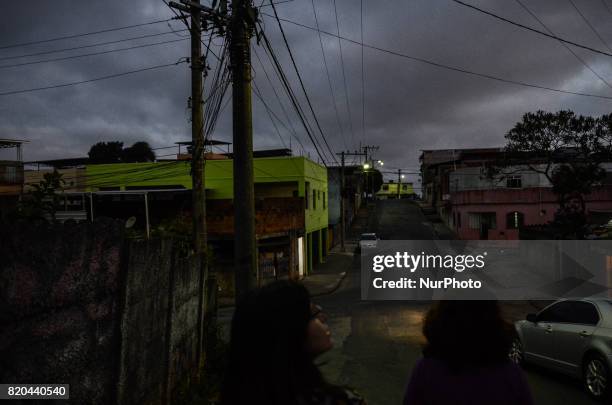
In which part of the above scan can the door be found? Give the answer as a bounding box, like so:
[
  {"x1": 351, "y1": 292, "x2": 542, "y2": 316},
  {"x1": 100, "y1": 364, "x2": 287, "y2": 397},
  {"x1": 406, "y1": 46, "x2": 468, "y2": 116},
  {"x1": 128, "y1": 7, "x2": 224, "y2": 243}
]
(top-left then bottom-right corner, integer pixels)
[
  {"x1": 552, "y1": 301, "x2": 599, "y2": 376},
  {"x1": 522, "y1": 301, "x2": 573, "y2": 367}
]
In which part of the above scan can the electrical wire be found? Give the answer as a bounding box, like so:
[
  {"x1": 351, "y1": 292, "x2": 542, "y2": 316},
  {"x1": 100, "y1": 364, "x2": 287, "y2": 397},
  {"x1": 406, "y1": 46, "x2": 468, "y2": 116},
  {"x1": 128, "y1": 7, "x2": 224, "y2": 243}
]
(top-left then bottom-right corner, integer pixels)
[
  {"x1": 310, "y1": 0, "x2": 348, "y2": 150},
  {"x1": 0, "y1": 29, "x2": 190, "y2": 62},
  {"x1": 513, "y1": 0, "x2": 612, "y2": 90},
  {"x1": 258, "y1": 28, "x2": 331, "y2": 165},
  {"x1": 332, "y1": 0, "x2": 355, "y2": 149},
  {"x1": 260, "y1": 12, "x2": 612, "y2": 101},
  {"x1": 0, "y1": 38, "x2": 188, "y2": 70},
  {"x1": 450, "y1": 0, "x2": 612, "y2": 58},
  {"x1": 0, "y1": 18, "x2": 173, "y2": 50},
  {"x1": 360, "y1": 0, "x2": 365, "y2": 144},
  {"x1": 567, "y1": 0, "x2": 612, "y2": 53},
  {"x1": 268, "y1": 1, "x2": 339, "y2": 165},
  {"x1": 0, "y1": 59, "x2": 187, "y2": 97}
]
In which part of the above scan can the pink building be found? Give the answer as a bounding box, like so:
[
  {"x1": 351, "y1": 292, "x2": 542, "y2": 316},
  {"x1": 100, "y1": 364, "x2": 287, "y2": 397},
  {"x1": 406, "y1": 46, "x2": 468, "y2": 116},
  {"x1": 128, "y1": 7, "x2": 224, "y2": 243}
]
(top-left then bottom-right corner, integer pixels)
[{"x1": 421, "y1": 148, "x2": 612, "y2": 240}]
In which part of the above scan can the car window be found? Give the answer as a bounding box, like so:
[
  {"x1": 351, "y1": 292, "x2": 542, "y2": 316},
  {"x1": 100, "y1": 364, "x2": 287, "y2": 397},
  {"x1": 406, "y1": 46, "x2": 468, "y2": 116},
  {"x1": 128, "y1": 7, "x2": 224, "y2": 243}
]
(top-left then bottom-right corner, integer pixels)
[
  {"x1": 537, "y1": 301, "x2": 573, "y2": 323},
  {"x1": 568, "y1": 301, "x2": 599, "y2": 325}
]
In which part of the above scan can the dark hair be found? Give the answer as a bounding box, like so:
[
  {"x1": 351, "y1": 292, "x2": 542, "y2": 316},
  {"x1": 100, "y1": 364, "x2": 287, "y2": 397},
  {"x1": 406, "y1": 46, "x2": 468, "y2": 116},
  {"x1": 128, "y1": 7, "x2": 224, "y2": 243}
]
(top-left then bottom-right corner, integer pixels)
[
  {"x1": 220, "y1": 281, "x2": 325, "y2": 404},
  {"x1": 422, "y1": 300, "x2": 513, "y2": 370}
]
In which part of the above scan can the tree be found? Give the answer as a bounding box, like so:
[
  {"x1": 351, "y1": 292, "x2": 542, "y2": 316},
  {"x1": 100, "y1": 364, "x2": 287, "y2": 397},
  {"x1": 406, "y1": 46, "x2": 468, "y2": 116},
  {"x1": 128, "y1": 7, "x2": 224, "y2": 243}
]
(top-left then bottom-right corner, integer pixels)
[
  {"x1": 88, "y1": 141, "x2": 123, "y2": 164},
  {"x1": 20, "y1": 170, "x2": 65, "y2": 221},
  {"x1": 497, "y1": 110, "x2": 611, "y2": 237},
  {"x1": 121, "y1": 141, "x2": 156, "y2": 163}
]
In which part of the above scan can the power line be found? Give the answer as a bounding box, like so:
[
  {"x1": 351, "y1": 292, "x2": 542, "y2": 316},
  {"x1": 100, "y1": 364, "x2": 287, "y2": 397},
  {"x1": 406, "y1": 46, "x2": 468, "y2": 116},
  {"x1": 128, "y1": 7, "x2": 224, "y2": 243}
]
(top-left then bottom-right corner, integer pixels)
[
  {"x1": 310, "y1": 0, "x2": 348, "y2": 150},
  {"x1": 602, "y1": 0, "x2": 612, "y2": 17},
  {"x1": 450, "y1": 0, "x2": 612, "y2": 58},
  {"x1": 260, "y1": 13, "x2": 612, "y2": 101},
  {"x1": 253, "y1": 46, "x2": 306, "y2": 152},
  {"x1": 0, "y1": 60, "x2": 187, "y2": 97},
  {"x1": 0, "y1": 18, "x2": 173, "y2": 50},
  {"x1": 269, "y1": 1, "x2": 339, "y2": 165},
  {"x1": 567, "y1": 0, "x2": 612, "y2": 53},
  {"x1": 253, "y1": 46, "x2": 302, "y2": 148},
  {"x1": 332, "y1": 0, "x2": 355, "y2": 149},
  {"x1": 0, "y1": 29, "x2": 190, "y2": 62},
  {"x1": 253, "y1": 80, "x2": 288, "y2": 149},
  {"x1": 513, "y1": 0, "x2": 612, "y2": 90},
  {"x1": 0, "y1": 38, "x2": 188, "y2": 70},
  {"x1": 259, "y1": 28, "x2": 330, "y2": 165},
  {"x1": 360, "y1": 0, "x2": 365, "y2": 144}
]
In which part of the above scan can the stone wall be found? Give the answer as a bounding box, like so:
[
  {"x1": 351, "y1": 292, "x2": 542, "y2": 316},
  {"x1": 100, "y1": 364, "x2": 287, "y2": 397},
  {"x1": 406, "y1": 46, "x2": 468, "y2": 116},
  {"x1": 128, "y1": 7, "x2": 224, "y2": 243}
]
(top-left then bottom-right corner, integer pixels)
[{"x1": 0, "y1": 219, "x2": 204, "y2": 404}]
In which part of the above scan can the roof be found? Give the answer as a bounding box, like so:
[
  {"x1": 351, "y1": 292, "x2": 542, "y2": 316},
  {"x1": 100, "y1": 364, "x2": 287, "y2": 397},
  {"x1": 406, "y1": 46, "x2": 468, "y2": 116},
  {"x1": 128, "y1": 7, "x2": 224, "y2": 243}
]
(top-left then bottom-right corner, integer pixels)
[
  {"x1": 224, "y1": 148, "x2": 293, "y2": 158},
  {"x1": 0, "y1": 139, "x2": 29, "y2": 148},
  {"x1": 25, "y1": 157, "x2": 89, "y2": 168},
  {"x1": 175, "y1": 140, "x2": 231, "y2": 146}
]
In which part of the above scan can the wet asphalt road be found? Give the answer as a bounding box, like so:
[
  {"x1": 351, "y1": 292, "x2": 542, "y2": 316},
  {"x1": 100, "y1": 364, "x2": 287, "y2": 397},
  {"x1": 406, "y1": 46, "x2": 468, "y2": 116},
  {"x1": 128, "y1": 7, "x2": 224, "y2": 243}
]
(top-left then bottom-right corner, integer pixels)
[{"x1": 317, "y1": 200, "x2": 599, "y2": 405}]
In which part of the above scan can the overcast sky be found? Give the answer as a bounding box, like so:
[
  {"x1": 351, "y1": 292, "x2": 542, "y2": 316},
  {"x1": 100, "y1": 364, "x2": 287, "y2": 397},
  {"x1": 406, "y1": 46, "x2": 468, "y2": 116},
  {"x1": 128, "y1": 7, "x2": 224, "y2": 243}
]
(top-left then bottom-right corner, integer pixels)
[{"x1": 2, "y1": 0, "x2": 612, "y2": 187}]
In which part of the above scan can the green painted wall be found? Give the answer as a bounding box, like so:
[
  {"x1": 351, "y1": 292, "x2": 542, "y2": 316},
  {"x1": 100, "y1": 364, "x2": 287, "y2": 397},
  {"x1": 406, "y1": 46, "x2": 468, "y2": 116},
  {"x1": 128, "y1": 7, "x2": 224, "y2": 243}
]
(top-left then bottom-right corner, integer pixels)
[{"x1": 85, "y1": 156, "x2": 328, "y2": 233}]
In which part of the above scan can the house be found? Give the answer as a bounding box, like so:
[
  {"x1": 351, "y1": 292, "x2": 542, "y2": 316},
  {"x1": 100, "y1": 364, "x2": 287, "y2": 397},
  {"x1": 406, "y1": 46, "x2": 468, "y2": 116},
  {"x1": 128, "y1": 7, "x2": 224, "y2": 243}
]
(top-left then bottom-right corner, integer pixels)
[
  {"x1": 376, "y1": 181, "x2": 415, "y2": 200},
  {"x1": 326, "y1": 165, "x2": 363, "y2": 249},
  {"x1": 421, "y1": 148, "x2": 612, "y2": 240},
  {"x1": 0, "y1": 139, "x2": 27, "y2": 218},
  {"x1": 80, "y1": 152, "x2": 328, "y2": 293}
]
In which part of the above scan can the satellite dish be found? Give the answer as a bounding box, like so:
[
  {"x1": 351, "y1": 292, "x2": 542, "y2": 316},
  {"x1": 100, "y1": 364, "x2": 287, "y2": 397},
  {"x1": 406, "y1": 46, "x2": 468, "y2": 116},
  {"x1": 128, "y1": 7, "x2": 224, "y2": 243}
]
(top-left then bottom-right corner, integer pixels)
[{"x1": 125, "y1": 216, "x2": 137, "y2": 229}]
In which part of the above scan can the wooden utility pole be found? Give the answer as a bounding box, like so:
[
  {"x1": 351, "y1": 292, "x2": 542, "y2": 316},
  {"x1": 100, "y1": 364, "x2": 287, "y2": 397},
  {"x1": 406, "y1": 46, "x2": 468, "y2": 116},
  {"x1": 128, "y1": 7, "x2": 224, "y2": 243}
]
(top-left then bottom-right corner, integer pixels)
[
  {"x1": 337, "y1": 150, "x2": 366, "y2": 251},
  {"x1": 170, "y1": 0, "x2": 209, "y2": 379},
  {"x1": 397, "y1": 168, "x2": 401, "y2": 199},
  {"x1": 231, "y1": 0, "x2": 257, "y2": 298},
  {"x1": 339, "y1": 152, "x2": 346, "y2": 252}
]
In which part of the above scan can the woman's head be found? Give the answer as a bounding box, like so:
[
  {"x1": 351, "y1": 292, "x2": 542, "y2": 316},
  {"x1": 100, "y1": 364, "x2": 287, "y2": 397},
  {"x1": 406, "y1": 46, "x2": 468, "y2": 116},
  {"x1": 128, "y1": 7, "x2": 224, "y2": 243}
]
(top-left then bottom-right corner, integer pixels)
[
  {"x1": 221, "y1": 281, "x2": 332, "y2": 404},
  {"x1": 422, "y1": 300, "x2": 513, "y2": 369}
]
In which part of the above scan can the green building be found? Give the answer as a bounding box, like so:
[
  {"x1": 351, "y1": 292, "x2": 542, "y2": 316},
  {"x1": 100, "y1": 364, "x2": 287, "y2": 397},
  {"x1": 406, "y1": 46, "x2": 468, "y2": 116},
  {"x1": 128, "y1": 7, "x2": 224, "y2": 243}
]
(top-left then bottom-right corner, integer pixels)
[{"x1": 85, "y1": 155, "x2": 328, "y2": 277}]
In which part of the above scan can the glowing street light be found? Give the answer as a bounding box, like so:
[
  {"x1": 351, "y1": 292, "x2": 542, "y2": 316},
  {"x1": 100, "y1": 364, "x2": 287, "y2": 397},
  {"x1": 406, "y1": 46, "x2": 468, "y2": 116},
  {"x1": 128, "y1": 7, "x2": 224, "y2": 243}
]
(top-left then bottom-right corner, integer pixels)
[{"x1": 363, "y1": 163, "x2": 371, "y2": 170}]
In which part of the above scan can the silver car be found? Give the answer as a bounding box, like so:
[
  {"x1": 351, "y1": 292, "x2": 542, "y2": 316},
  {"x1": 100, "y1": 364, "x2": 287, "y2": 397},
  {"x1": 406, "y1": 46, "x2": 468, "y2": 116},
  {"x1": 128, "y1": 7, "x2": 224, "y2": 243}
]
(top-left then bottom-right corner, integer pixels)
[{"x1": 511, "y1": 299, "x2": 612, "y2": 400}]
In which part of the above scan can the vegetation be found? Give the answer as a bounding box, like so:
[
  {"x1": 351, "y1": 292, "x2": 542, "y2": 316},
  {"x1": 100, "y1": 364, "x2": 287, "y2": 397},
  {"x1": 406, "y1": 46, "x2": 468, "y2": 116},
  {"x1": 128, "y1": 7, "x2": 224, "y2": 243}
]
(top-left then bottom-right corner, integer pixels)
[
  {"x1": 18, "y1": 169, "x2": 65, "y2": 221},
  {"x1": 88, "y1": 141, "x2": 156, "y2": 164},
  {"x1": 494, "y1": 110, "x2": 612, "y2": 237}
]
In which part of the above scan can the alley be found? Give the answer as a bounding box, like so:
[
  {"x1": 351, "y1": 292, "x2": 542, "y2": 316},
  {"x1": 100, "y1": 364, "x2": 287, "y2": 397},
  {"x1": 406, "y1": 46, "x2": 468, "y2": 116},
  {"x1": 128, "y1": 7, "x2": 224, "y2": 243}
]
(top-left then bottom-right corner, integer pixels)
[{"x1": 317, "y1": 199, "x2": 599, "y2": 405}]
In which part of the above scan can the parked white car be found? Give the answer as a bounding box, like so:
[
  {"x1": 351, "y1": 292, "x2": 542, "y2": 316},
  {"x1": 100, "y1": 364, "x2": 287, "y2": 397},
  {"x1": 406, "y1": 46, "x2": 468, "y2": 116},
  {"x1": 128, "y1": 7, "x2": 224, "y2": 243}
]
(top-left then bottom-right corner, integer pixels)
[
  {"x1": 510, "y1": 299, "x2": 612, "y2": 400},
  {"x1": 359, "y1": 233, "x2": 379, "y2": 251}
]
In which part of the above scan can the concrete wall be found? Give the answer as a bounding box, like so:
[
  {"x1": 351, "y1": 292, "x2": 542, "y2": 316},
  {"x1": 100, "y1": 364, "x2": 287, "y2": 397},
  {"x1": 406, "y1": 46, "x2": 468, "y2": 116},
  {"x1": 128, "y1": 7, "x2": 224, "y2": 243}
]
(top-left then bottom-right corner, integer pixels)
[{"x1": 0, "y1": 220, "x2": 204, "y2": 405}]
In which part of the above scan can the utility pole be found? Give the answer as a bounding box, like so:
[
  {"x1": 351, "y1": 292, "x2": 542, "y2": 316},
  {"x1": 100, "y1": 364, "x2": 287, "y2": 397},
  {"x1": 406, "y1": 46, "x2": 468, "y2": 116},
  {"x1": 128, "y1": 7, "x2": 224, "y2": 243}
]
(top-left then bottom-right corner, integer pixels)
[
  {"x1": 337, "y1": 150, "x2": 366, "y2": 251},
  {"x1": 169, "y1": 0, "x2": 209, "y2": 381},
  {"x1": 397, "y1": 168, "x2": 401, "y2": 199},
  {"x1": 231, "y1": 0, "x2": 257, "y2": 299}
]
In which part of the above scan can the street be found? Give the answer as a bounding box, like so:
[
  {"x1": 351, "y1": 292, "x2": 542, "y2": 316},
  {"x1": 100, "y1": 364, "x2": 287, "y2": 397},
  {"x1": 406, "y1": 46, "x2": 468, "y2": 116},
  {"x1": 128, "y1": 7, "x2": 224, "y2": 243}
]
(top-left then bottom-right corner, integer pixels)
[{"x1": 317, "y1": 199, "x2": 599, "y2": 405}]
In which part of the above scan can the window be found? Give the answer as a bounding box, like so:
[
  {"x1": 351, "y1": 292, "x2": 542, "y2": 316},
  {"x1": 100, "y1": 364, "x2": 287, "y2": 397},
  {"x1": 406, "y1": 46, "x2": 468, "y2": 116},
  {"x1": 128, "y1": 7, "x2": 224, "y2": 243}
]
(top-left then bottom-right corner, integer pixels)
[
  {"x1": 506, "y1": 211, "x2": 524, "y2": 229},
  {"x1": 538, "y1": 301, "x2": 600, "y2": 325},
  {"x1": 323, "y1": 191, "x2": 326, "y2": 209},
  {"x1": 468, "y1": 213, "x2": 496, "y2": 230},
  {"x1": 457, "y1": 212, "x2": 462, "y2": 229},
  {"x1": 402, "y1": 185, "x2": 408, "y2": 190},
  {"x1": 537, "y1": 301, "x2": 573, "y2": 323},
  {"x1": 382, "y1": 185, "x2": 389, "y2": 191},
  {"x1": 305, "y1": 182, "x2": 310, "y2": 209},
  {"x1": 312, "y1": 189, "x2": 317, "y2": 210},
  {"x1": 506, "y1": 175, "x2": 522, "y2": 188},
  {"x1": 571, "y1": 302, "x2": 599, "y2": 325}
]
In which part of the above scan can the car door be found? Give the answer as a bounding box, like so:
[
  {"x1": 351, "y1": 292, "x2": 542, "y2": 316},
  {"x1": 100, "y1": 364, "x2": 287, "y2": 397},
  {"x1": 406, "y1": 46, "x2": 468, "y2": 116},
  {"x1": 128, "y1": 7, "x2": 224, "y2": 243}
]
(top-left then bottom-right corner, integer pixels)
[
  {"x1": 522, "y1": 301, "x2": 572, "y2": 367},
  {"x1": 550, "y1": 301, "x2": 599, "y2": 377}
]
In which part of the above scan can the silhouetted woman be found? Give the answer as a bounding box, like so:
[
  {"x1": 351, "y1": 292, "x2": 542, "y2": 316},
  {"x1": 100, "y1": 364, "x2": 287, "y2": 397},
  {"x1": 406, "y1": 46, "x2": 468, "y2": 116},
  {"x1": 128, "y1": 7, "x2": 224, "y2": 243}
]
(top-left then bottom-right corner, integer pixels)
[
  {"x1": 403, "y1": 300, "x2": 533, "y2": 405},
  {"x1": 221, "y1": 280, "x2": 365, "y2": 405}
]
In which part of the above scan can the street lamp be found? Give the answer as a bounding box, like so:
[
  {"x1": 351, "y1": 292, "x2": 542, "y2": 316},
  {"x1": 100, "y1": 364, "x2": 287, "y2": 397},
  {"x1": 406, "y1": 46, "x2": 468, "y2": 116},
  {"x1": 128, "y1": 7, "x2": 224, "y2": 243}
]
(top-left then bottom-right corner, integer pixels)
[
  {"x1": 363, "y1": 163, "x2": 371, "y2": 170},
  {"x1": 377, "y1": 160, "x2": 384, "y2": 166}
]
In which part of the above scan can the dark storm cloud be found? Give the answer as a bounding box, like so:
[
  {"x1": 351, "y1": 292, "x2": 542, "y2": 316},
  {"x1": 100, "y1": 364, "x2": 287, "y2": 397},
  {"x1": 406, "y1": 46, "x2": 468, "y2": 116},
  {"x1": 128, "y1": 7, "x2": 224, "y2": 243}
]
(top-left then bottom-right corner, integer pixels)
[{"x1": 2, "y1": 0, "x2": 612, "y2": 187}]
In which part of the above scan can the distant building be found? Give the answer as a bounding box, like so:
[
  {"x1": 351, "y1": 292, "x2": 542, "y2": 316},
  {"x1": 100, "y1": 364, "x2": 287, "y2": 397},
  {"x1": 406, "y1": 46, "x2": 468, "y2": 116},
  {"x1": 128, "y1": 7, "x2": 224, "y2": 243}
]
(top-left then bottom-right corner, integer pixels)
[
  {"x1": 327, "y1": 165, "x2": 363, "y2": 248},
  {"x1": 0, "y1": 139, "x2": 27, "y2": 218},
  {"x1": 420, "y1": 148, "x2": 612, "y2": 240},
  {"x1": 375, "y1": 181, "x2": 414, "y2": 200}
]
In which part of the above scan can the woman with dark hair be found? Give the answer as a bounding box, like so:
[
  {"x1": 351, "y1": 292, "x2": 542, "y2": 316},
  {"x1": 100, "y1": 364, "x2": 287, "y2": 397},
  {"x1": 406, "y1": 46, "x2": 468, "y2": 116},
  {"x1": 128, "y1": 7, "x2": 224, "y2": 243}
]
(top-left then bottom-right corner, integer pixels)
[
  {"x1": 220, "y1": 280, "x2": 365, "y2": 405},
  {"x1": 403, "y1": 300, "x2": 533, "y2": 405}
]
